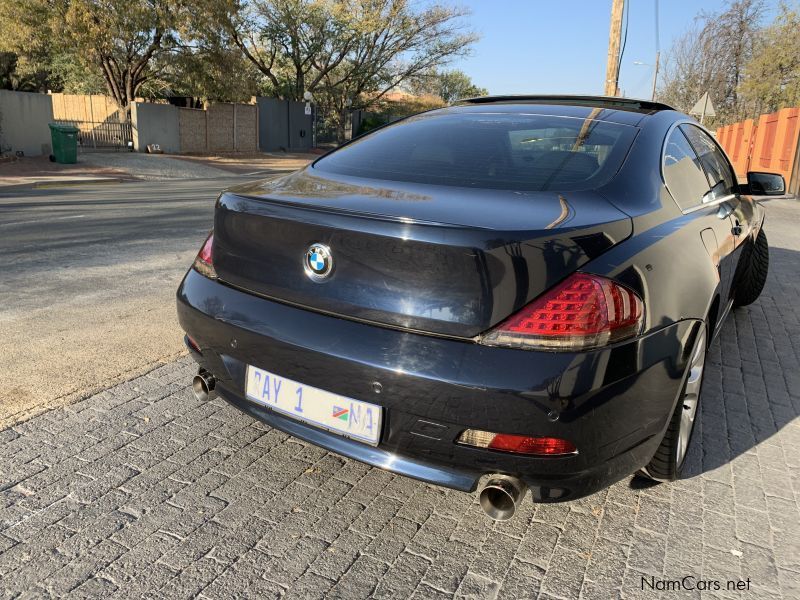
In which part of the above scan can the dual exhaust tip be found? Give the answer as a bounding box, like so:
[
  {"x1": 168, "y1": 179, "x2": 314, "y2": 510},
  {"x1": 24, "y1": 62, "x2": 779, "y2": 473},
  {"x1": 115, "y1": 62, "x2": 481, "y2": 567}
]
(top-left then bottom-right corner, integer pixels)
[{"x1": 190, "y1": 370, "x2": 527, "y2": 520}]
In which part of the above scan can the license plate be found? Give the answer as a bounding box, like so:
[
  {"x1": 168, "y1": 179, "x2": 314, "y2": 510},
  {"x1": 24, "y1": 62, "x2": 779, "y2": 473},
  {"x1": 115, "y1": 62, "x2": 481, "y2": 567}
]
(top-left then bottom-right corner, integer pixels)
[{"x1": 244, "y1": 365, "x2": 382, "y2": 446}]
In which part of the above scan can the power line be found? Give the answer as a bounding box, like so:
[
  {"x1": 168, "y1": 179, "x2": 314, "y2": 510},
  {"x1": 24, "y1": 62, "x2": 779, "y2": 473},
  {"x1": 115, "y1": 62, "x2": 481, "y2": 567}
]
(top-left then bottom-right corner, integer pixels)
[{"x1": 617, "y1": 0, "x2": 630, "y2": 75}]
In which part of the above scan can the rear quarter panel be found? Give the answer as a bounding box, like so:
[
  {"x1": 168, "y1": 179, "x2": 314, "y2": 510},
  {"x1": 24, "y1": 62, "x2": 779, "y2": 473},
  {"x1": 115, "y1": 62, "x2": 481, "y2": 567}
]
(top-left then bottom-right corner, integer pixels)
[{"x1": 589, "y1": 111, "x2": 723, "y2": 334}]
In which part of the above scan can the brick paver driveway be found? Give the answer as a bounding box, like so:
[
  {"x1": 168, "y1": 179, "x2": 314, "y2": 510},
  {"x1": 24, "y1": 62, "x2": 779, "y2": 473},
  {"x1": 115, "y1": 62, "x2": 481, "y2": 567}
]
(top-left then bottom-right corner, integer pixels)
[{"x1": 2, "y1": 199, "x2": 799, "y2": 599}]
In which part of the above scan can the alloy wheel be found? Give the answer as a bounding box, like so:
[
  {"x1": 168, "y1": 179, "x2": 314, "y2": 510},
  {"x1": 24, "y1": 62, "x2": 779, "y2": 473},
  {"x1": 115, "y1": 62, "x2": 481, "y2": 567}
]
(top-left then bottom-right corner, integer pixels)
[{"x1": 676, "y1": 327, "x2": 706, "y2": 467}]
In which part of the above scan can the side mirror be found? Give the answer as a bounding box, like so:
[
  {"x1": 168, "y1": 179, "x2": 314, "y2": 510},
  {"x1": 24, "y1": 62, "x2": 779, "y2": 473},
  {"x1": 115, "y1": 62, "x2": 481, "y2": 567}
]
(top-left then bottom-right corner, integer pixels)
[{"x1": 747, "y1": 171, "x2": 785, "y2": 196}]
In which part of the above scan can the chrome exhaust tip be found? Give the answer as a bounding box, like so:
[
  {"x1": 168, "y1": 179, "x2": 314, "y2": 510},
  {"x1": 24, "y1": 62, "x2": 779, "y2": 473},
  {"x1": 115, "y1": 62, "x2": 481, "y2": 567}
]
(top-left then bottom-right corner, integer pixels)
[
  {"x1": 192, "y1": 370, "x2": 216, "y2": 402},
  {"x1": 479, "y1": 476, "x2": 528, "y2": 521}
]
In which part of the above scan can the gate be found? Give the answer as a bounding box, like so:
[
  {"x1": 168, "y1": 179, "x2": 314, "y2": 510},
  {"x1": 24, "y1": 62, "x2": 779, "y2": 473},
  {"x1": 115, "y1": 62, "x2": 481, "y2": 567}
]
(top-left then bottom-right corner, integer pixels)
[{"x1": 53, "y1": 119, "x2": 132, "y2": 151}]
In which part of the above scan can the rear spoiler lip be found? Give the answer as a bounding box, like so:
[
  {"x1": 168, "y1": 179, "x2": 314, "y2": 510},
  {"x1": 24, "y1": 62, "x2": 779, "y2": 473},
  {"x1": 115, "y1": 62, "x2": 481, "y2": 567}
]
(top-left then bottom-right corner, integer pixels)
[{"x1": 221, "y1": 189, "x2": 484, "y2": 230}]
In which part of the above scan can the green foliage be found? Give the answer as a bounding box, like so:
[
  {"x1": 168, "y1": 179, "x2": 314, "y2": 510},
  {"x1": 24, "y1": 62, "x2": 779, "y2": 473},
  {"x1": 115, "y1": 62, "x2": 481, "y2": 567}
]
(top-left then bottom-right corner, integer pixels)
[
  {"x1": 411, "y1": 69, "x2": 488, "y2": 103},
  {"x1": 185, "y1": 0, "x2": 477, "y2": 140},
  {"x1": 159, "y1": 47, "x2": 267, "y2": 103},
  {"x1": 739, "y1": 3, "x2": 800, "y2": 114},
  {"x1": 1, "y1": 0, "x2": 476, "y2": 133}
]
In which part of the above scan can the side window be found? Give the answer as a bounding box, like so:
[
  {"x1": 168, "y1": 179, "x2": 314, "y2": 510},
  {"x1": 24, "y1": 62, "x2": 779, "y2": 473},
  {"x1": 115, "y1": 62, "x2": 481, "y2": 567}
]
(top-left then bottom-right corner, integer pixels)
[
  {"x1": 680, "y1": 124, "x2": 737, "y2": 200},
  {"x1": 663, "y1": 128, "x2": 710, "y2": 210}
]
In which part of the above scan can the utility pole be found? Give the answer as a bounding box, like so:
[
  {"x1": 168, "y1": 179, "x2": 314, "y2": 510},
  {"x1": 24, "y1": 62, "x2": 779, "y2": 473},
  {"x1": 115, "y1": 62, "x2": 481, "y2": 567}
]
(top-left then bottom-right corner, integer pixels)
[
  {"x1": 604, "y1": 0, "x2": 625, "y2": 96},
  {"x1": 651, "y1": 0, "x2": 660, "y2": 100},
  {"x1": 651, "y1": 51, "x2": 660, "y2": 101}
]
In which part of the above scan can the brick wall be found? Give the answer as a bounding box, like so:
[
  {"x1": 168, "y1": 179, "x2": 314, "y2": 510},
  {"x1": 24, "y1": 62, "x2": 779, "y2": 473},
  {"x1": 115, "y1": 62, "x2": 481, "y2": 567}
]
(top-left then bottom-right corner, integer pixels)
[
  {"x1": 178, "y1": 108, "x2": 207, "y2": 154},
  {"x1": 234, "y1": 104, "x2": 258, "y2": 151},
  {"x1": 174, "y1": 103, "x2": 257, "y2": 154}
]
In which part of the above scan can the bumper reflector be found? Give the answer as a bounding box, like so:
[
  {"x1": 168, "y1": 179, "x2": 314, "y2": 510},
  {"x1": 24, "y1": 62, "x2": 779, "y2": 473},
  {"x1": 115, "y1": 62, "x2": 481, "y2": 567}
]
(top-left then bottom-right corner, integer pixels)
[
  {"x1": 186, "y1": 335, "x2": 201, "y2": 353},
  {"x1": 457, "y1": 429, "x2": 577, "y2": 456}
]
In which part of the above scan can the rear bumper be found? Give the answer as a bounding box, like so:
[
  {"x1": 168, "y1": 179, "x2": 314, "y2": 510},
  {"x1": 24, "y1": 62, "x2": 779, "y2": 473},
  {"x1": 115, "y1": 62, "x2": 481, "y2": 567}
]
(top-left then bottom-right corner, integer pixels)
[{"x1": 177, "y1": 269, "x2": 698, "y2": 501}]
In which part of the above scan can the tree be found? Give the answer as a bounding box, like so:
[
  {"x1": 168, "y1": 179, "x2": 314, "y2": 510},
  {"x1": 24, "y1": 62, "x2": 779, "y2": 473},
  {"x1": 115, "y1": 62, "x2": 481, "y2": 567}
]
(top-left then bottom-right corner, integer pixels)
[
  {"x1": 63, "y1": 0, "x2": 180, "y2": 116},
  {"x1": 740, "y1": 4, "x2": 800, "y2": 115},
  {"x1": 0, "y1": 0, "x2": 180, "y2": 116},
  {"x1": 189, "y1": 0, "x2": 476, "y2": 138},
  {"x1": 411, "y1": 69, "x2": 488, "y2": 103},
  {"x1": 0, "y1": 0, "x2": 62, "y2": 92},
  {"x1": 164, "y1": 47, "x2": 267, "y2": 105},
  {"x1": 657, "y1": 0, "x2": 765, "y2": 124}
]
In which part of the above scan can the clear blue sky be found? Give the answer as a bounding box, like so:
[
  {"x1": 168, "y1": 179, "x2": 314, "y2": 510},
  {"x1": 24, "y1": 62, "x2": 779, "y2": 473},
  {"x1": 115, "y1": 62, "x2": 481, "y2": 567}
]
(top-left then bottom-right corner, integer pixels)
[{"x1": 448, "y1": 0, "x2": 779, "y2": 98}]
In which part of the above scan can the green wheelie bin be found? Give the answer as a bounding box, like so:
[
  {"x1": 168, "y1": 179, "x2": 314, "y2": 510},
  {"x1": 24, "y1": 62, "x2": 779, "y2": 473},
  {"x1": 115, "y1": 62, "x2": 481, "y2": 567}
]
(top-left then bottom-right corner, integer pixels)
[{"x1": 48, "y1": 123, "x2": 80, "y2": 164}]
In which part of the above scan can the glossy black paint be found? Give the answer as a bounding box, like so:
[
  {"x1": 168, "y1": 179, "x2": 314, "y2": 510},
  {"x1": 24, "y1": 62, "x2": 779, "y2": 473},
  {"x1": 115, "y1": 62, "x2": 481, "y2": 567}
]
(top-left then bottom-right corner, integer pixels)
[
  {"x1": 212, "y1": 182, "x2": 631, "y2": 337},
  {"x1": 177, "y1": 98, "x2": 765, "y2": 501}
]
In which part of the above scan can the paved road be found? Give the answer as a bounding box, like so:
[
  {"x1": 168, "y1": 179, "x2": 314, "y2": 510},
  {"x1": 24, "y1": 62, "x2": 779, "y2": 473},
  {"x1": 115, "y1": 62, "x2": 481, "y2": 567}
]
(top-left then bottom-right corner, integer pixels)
[
  {"x1": 1, "y1": 199, "x2": 799, "y2": 598},
  {"x1": 0, "y1": 176, "x2": 256, "y2": 426}
]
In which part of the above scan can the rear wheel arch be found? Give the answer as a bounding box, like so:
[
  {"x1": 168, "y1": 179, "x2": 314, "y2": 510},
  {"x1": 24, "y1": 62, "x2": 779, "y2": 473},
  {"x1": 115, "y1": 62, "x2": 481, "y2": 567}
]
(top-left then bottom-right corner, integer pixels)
[
  {"x1": 641, "y1": 317, "x2": 708, "y2": 481},
  {"x1": 706, "y1": 295, "x2": 721, "y2": 342}
]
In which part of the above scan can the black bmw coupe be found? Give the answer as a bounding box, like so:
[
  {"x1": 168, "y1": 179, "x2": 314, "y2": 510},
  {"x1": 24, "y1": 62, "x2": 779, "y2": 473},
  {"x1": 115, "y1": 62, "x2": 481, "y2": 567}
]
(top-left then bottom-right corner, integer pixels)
[{"x1": 177, "y1": 96, "x2": 782, "y2": 519}]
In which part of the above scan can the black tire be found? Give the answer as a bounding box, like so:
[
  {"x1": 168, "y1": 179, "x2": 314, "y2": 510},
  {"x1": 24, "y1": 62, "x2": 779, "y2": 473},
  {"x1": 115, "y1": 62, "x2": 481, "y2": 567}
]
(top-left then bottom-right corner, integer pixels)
[
  {"x1": 641, "y1": 325, "x2": 707, "y2": 481},
  {"x1": 732, "y1": 229, "x2": 769, "y2": 308}
]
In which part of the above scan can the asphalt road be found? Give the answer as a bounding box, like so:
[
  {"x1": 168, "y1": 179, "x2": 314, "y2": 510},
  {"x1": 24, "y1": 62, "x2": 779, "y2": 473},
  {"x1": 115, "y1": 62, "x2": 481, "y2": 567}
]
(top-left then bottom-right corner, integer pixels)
[{"x1": 0, "y1": 176, "x2": 257, "y2": 426}]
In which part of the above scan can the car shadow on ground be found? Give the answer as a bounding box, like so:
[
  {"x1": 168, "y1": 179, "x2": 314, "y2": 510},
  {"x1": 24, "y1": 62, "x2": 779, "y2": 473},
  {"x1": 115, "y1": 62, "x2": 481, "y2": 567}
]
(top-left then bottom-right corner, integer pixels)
[{"x1": 632, "y1": 246, "x2": 799, "y2": 488}]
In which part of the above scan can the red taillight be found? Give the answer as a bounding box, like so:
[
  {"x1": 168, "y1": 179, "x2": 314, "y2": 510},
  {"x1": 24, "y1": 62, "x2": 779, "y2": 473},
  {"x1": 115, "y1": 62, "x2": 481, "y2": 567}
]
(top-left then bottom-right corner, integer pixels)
[
  {"x1": 193, "y1": 233, "x2": 217, "y2": 279},
  {"x1": 458, "y1": 429, "x2": 577, "y2": 456},
  {"x1": 481, "y1": 273, "x2": 643, "y2": 351}
]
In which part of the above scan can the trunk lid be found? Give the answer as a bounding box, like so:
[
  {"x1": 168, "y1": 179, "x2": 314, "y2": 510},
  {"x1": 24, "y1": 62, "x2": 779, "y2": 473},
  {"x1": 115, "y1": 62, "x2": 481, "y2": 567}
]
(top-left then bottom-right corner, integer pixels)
[{"x1": 212, "y1": 168, "x2": 632, "y2": 338}]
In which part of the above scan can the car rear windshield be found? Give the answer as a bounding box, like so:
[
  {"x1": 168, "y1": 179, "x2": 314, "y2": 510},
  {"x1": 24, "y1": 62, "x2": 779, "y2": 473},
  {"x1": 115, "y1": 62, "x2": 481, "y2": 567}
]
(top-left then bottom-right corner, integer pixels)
[{"x1": 313, "y1": 112, "x2": 637, "y2": 191}]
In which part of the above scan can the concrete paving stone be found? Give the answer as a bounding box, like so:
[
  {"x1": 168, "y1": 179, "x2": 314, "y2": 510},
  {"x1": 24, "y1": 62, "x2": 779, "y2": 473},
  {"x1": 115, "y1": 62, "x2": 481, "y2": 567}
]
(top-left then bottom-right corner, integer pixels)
[
  {"x1": 307, "y1": 529, "x2": 370, "y2": 581},
  {"x1": 421, "y1": 539, "x2": 475, "y2": 593},
  {"x1": 453, "y1": 571, "x2": 500, "y2": 599},
  {"x1": 327, "y1": 554, "x2": 389, "y2": 599},
  {"x1": 405, "y1": 513, "x2": 459, "y2": 558},
  {"x1": 447, "y1": 502, "x2": 495, "y2": 550},
  {"x1": 627, "y1": 529, "x2": 667, "y2": 576},
  {"x1": 702, "y1": 509, "x2": 738, "y2": 552},
  {"x1": 467, "y1": 531, "x2": 520, "y2": 582},
  {"x1": 349, "y1": 494, "x2": 404, "y2": 538},
  {"x1": 409, "y1": 582, "x2": 455, "y2": 600},
  {"x1": 194, "y1": 547, "x2": 274, "y2": 598},
  {"x1": 558, "y1": 507, "x2": 601, "y2": 555},
  {"x1": 308, "y1": 499, "x2": 367, "y2": 544},
  {"x1": 155, "y1": 557, "x2": 229, "y2": 600},
  {"x1": 281, "y1": 569, "x2": 336, "y2": 600},
  {"x1": 363, "y1": 516, "x2": 420, "y2": 564},
  {"x1": 584, "y1": 536, "x2": 629, "y2": 589},
  {"x1": 516, "y1": 521, "x2": 561, "y2": 569},
  {"x1": 373, "y1": 551, "x2": 431, "y2": 599},
  {"x1": 259, "y1": 535, "x2": 329, "y2": 587},
  {"x1": 496, "y1": 559, "x2": 543, "y2": 600},
  {"x1": 538, "y1": 544, "x2": 589, "y2": 599}
]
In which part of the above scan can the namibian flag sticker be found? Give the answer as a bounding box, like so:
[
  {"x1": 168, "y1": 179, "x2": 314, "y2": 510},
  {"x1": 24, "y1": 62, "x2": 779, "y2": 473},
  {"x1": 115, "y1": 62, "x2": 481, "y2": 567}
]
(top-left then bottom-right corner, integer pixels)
[{"x1": 332, "y1": 406, "x2": 349, "y2": 422}]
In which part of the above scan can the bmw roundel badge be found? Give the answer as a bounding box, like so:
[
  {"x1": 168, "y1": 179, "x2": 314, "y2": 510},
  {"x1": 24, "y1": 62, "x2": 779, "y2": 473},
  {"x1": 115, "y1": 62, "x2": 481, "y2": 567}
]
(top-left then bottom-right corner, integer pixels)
[{"x1": 304, "y1": 243, "x2": 333, "y2": 281}]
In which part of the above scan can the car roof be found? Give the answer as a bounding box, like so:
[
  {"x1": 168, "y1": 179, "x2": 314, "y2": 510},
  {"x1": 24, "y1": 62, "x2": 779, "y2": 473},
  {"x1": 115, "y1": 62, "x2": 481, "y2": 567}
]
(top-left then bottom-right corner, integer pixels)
[{"x1": 445, "y1": 95, "x2": 677, "y2": 127}]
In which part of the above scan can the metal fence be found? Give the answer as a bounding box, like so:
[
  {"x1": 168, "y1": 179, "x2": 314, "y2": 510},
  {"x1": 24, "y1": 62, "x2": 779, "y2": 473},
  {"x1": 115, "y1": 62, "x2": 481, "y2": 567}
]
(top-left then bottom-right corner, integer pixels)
[
  {"x1": 716, "y1": 107, "x2": 800, "y2": 194},
  {"x1": 54, "y1": 119, "x2": 132, "y2": 151}
]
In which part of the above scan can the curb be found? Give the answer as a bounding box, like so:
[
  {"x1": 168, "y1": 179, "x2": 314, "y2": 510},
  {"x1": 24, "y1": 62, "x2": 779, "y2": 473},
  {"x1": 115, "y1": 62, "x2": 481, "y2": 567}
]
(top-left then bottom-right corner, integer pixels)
[
  {"x1": 33, "y1": 177, "x2": 125, "y2": 189},
  {"x1": 0, "y1": 178, "x2": 126, "y2": 193}
]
